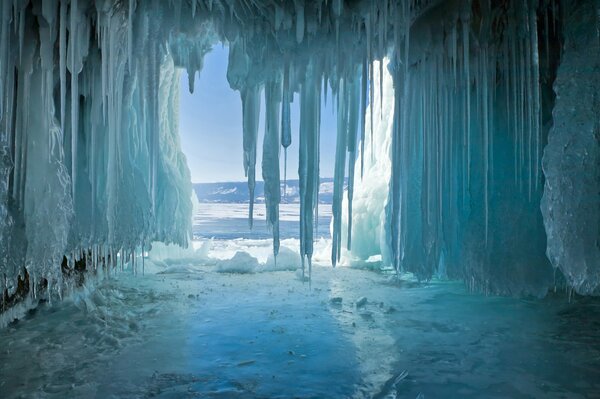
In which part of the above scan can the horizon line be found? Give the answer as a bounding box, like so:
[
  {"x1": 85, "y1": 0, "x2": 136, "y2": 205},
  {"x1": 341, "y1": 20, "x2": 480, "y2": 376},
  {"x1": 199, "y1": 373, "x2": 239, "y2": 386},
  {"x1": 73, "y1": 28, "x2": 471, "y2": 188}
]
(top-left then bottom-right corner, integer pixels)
[{"x1": 192, "y1": 176, "x2": 336, "y2": 185}]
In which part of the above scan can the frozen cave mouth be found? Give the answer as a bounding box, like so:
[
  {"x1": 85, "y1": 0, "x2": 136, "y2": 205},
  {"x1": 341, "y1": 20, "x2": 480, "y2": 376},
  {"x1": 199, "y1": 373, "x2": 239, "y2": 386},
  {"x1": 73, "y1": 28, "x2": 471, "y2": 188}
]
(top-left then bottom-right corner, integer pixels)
[
  {"x1": 0, "y1": 0, "x2": 599, "y2": 396},
  {"x1": 2, "y1": 0, "x2": 595, "y2": 304}
]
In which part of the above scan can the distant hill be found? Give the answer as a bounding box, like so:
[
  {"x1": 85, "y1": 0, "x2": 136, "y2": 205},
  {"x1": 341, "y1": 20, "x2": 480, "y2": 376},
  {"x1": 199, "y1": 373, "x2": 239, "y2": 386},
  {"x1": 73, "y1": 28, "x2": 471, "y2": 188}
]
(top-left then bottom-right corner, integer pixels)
[{"x1": 194, "y1": 178, "x2": 341, "y2": 204}]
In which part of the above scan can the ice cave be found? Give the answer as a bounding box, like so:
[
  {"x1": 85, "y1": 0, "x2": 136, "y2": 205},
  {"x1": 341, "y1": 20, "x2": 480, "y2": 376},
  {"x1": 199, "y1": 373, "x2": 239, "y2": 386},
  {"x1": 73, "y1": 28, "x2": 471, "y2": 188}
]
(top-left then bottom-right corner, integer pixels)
[{"x1": 0, "y1": 0, "x2": 599, "y2": 397}]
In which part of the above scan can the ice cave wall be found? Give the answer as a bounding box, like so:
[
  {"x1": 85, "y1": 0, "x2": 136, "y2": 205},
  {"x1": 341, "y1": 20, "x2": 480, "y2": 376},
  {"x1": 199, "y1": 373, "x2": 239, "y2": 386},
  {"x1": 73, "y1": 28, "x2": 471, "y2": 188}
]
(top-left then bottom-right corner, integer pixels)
[
  {"x1": 0, "y1": 0, "x2": 200, "y2": 301},
  {"x1": 541, "y1": 0, "x2": 600, "y2": 295},
  {"x1": 0, "y1": 0, "x2": 598, "y2": 305}
]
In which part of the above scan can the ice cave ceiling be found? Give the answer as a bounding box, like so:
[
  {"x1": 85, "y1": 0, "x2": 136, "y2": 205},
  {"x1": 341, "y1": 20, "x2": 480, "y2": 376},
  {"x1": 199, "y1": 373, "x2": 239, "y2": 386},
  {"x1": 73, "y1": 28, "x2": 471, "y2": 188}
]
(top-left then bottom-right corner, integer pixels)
[{"x1": 0, "y1": 0, "x2": 598, "y2": 306}]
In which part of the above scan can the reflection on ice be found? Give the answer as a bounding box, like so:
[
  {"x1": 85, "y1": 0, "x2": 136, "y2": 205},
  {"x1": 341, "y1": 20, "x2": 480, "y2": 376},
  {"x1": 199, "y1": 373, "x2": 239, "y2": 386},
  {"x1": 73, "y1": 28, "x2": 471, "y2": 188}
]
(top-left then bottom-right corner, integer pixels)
[{"x1": 2, "y1": 241, "x2": 600, "y2": 398}]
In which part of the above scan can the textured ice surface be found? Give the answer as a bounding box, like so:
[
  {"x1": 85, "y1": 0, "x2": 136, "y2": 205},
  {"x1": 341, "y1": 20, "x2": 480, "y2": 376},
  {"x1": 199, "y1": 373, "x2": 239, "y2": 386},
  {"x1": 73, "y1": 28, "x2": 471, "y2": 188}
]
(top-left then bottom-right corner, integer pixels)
[
  {"x1": 541, "y1": 0, "x2": 600, "y2": 295},
  {"x1": 338, "y1": 59, "x2": 394, "y2": 266},
  {"x1": 2, "y1": 250, "x2": 600, "y2": 398}
]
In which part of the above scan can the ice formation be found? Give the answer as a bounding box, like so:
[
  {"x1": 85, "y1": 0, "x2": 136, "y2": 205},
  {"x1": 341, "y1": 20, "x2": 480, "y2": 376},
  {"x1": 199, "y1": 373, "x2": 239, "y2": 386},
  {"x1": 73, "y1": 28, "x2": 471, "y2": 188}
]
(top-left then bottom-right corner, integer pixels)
[
  {"x1": 0, "y1": 0, "x2": 598, "y2": 304},
  {"x1": 540, "y1": 0, "x2": 600, "y2": 295},
  {"x1": 338, "y1": 58, "x2": 395, "y2": 267}
]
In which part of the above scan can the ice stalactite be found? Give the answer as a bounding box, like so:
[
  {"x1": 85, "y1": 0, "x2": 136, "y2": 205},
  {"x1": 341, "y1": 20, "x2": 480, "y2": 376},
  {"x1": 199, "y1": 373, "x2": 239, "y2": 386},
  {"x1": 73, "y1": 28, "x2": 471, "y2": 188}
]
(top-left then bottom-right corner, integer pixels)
[
  {"x1": 340, "y1": 59, "x2": 394, "y2": 266},
  {"x1": 345, "y1": 68, "x2": 361, "y2": 251},
  {"x1": 241, "y1": 84, "x2": 261, "y2": 229},
  {"x1": 262, "y1": 79, "x2": 282, "y2": 258},
  {"x1": 299, "y1": 61, "x2": 321, "y2": 280},
  {"x1": 281, "y1": 63, "x2": 292, "y2": 197},
  {"x1": 332, "y1": 79, "x2": 349, "y2": 267},
  {"x1": 331, "y1": 66, "x2": 362, "y2": 266}
]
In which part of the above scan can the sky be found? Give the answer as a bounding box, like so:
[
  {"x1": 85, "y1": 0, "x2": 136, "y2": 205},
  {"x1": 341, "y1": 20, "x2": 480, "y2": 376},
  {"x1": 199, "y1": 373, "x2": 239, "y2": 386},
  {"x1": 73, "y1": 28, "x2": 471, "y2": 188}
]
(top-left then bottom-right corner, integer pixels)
[{"x1": 178, "y1": 45, "x2": 337, "y2": 183}]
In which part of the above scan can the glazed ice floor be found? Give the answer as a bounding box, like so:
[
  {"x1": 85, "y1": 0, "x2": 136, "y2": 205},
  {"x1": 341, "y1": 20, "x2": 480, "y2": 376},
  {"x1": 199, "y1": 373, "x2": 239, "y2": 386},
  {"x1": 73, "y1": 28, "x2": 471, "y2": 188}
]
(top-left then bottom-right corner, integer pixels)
[{"x1": 1, "y1": 251, "x2": 599, "y2": 398}]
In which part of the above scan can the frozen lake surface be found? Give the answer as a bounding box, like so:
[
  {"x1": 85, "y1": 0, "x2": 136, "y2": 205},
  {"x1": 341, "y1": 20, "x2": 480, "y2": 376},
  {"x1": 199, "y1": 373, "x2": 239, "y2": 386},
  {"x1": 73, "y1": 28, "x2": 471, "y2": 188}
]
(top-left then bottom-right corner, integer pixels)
[
  {"x1": 1, "y1": 204, "x2": 600, "y2": 398},
  {"x1": 2, "y1": 261, "x2": 600, "y2": 398},
  {"x1": 193, "y1": 203, "x2": 332, "y2": 240}
]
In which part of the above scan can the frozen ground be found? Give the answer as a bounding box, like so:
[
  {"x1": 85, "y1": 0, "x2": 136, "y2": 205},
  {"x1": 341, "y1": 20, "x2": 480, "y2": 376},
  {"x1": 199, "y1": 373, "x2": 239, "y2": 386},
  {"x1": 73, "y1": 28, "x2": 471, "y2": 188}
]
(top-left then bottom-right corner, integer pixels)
[
  {"x1": 2, "y1": 246, "x2": 600, "y2": 398},
  {"x1": 1, "y1": 204, "x2": 600, "y2": 398}
]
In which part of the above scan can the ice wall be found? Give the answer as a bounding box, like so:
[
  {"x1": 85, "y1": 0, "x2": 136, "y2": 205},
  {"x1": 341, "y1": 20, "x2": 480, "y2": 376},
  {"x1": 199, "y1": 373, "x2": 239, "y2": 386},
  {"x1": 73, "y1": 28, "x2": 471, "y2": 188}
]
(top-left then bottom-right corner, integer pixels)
[
  {"x1": 541, "y1": 0, "x2": 600, "y2": 295},
  {"x1": 0, "y1": 0, "x2": 197, "y2": 300},
  {"x1": 0, "y1": 0, "x2": 598, "y2": 302},
  {"x1": 387, "y1": 0, "x2": 561, "y2": 295},
  {"x1": 335, "y1": 0, "x2": 562, "y2": 295},
  {"x1": 339, "y1": 59, "x2": 395, "y2": 266}
]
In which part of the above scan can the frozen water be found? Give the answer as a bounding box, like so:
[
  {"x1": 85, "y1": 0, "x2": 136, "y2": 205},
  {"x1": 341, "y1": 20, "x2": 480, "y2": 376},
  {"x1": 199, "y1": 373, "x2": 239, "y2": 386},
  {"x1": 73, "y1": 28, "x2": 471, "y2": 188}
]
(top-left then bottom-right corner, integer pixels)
[
  {"x1": 193, "y1": 203, "x2": 332, "y2": 241},
  {"x1": 2, "y1": 240, "x2": 600, "y2": 398},
  {"x1": 338, "y1": 58, "x2": 395, "y2": 267},
  {"x1": 541, "y1": 0, "x2": 600, "y2": 295}
]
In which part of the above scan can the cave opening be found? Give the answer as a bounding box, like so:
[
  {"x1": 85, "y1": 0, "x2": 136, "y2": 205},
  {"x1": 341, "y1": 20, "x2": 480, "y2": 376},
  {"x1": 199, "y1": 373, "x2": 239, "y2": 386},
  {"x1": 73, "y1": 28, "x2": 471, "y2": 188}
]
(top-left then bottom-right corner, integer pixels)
[{"x1": 1, "y1": 0, "x2": 599, "y2": 397}]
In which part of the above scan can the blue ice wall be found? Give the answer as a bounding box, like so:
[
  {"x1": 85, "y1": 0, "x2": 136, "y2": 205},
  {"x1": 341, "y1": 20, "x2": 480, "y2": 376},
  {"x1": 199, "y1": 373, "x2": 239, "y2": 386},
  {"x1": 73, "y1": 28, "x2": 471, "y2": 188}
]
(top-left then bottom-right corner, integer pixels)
[{"x1": 541, "y1": 0, "x2": 600, "y2": 295}]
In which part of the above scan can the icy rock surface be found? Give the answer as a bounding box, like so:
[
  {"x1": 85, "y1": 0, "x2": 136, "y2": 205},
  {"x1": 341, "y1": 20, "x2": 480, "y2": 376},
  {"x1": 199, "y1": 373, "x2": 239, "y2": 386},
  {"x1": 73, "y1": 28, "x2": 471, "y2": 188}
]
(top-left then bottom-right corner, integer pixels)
[{"x1": 541, "y1": 0, "x2": 600, "y2": 295}]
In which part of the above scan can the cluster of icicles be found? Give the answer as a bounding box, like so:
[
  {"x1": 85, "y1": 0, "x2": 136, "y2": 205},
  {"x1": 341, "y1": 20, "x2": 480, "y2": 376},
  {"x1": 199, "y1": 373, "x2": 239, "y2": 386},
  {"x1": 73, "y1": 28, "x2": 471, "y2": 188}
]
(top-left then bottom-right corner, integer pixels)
[{"x1": 0, "y1": 0, "x2": 597, "y2": 303}]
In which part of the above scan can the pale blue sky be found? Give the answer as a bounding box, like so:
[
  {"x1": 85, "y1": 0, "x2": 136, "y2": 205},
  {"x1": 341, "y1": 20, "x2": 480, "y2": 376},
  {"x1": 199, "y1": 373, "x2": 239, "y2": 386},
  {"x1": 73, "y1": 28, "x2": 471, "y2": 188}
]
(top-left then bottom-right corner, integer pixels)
[{"x1": 178, "y1": 45, "x2": 337, "y2": 183}]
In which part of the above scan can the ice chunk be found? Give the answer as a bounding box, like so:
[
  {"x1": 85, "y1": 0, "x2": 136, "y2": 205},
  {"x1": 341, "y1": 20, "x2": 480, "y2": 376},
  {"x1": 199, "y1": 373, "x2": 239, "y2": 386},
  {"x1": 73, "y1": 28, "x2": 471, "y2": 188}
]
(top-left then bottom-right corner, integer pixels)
[
  {"x1": 216, "y1": 252, "x2": 259, "y2": 274},
  {"x1": 263, "y1": 247, "x2": 301, "y2": 272}
]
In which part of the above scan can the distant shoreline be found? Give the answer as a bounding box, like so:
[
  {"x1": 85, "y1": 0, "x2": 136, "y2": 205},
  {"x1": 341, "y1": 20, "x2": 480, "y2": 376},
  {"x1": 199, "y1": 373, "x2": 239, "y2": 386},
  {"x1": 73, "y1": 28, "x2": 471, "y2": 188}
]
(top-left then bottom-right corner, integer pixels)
[{"x1": 193, "y1": 177, "x2": 345, "y2": 205}]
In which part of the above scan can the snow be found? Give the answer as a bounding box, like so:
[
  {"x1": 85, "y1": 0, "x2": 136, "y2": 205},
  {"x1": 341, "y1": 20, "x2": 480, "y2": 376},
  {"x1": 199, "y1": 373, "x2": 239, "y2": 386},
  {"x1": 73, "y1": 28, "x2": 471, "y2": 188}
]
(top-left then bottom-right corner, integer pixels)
[
  {"x1": 148, "y1": 236, "x2": 323, "y2": 275},
  {"x1": 263, "y1": 246, "x2": 301, "y2": 272},
  {"x1": 215, "y1": 251, "x2": 259, "y2": 274}
]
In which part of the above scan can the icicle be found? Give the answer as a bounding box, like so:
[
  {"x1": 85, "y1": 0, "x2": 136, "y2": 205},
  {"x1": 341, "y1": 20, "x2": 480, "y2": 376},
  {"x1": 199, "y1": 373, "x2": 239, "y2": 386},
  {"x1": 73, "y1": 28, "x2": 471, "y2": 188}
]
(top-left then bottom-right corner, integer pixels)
[
  {"x1": 331, "y1": 78, "x2": 348, "y2": 267},
  {"x1": 524, "y1": 10, "x2": 534, "y2": 201},
  {"x1": 70, "y1": 0, "x2": 79, "y2": 200},
  {"x1": 298, "y1": 61, "x2": 320, "y2": 280},
  {"x1": 378, "y1": 5, "x2": 384, "y2": 120},
  {"x1": 529, "y1": 0, "x2": 541, "y2": 192},
  {"x1": 128, "y1": 0, "x2": 135, "y2": 75},
  {"x1": 360, "y1": 57, "x2": 367, "y2": 178},
  {"x1": 481, "y1": 48, "x2": 489, "y2": 245},
  {"x1": 241, "y1": 84, "x2": 261, "y2": 229},
  {"x1": 461, "y1": 8, "x2": 471, "y2": 192},
  {"x1": 346, "y1": 70, "x2": 360, "y2": 250},
  {"x1": 450, "y1": 19, "x2": 458, "y2": 85},
  {"x1": 262, "y1": 79, "x2": 282, "y2": 258},
  {"x1": 281, "y1": 63, "x2": 292, "y2": 197},
  {"x1": 59, "y1": 0, "x2": 67, "y2": 133},
  {"x1": 294, "y1": 0, "x2": 305, "y2": 44},
  {"x1": 365, "y1": 12, "x2": 375, "y2": 156},
  {"x1": 17, "y1": 2, "x2": 25, "y2": 65}
]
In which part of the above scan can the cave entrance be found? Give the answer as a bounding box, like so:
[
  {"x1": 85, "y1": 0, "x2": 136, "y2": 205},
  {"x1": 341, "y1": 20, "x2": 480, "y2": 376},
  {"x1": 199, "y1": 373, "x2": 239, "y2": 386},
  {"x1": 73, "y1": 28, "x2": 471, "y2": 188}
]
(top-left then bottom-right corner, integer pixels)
[{"x1": 176, "y1": 45, "x2": 337, "y2": 259}]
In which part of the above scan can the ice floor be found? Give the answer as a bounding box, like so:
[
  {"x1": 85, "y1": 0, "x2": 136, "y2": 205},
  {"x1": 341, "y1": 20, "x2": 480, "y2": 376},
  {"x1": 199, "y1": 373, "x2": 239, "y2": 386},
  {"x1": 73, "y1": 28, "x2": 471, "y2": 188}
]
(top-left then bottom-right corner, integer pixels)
[{"x1": 1, "y1": 247, "x2": 600, "y2": 398}]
